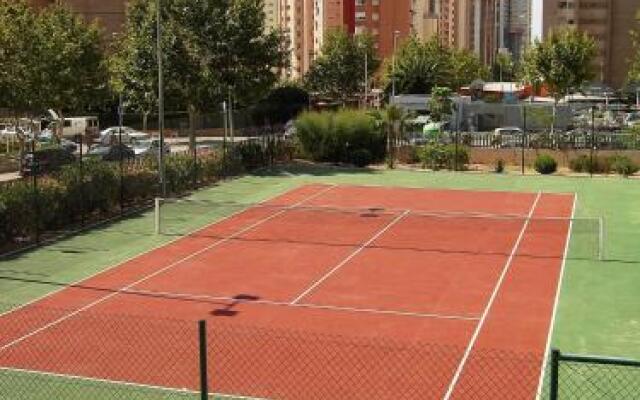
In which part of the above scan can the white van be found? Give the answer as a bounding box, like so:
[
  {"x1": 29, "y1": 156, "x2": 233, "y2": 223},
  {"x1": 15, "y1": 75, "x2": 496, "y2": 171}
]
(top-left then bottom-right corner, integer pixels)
[
  {"x1": 47, "y1": 110, "x2": 99, "y2": 142},
  {"x1": 60, "y1": 117, "x2": 100, "y2": 141}
]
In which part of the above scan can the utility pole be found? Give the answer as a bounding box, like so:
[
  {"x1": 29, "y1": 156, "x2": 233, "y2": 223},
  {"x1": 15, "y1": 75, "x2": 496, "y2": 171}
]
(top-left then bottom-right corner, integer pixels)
[{"x1": 157, "y1": 0, "x2": 166, "y2": 197}]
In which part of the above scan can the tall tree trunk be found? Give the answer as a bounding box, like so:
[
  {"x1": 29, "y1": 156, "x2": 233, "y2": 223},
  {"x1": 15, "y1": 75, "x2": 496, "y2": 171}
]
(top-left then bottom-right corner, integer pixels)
[
  {"x1": 57, "y1": 109, "x2": 64, "y2": 144},
  {"x1": 188, "y1": 104, "x2": 197, "y2": 153}
]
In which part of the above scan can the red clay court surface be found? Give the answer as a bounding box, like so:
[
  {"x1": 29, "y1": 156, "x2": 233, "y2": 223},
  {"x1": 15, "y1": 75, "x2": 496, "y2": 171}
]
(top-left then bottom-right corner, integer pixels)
[{"x1": 0, "y1": 184, "x2": 576, "y2": 399}]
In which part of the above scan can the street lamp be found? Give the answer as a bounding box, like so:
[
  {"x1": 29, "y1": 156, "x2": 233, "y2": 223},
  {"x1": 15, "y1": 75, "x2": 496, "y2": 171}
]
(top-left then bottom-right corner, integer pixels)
[
  {"x1": 391, "y1": 30, "x2": 401, "y2": 104},
  {"x1": 157, "y1": 0, "x2": 166, "y2": 197}
]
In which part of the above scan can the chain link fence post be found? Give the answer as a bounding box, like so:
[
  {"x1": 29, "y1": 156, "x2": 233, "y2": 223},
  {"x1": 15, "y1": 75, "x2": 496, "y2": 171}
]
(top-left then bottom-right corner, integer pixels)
[
  {"x1": 550, "y1": 348, "x2": 560, "y2": 400},
  {"x1": 199, "y1": 320, "x2": 209, "y2": 400}
]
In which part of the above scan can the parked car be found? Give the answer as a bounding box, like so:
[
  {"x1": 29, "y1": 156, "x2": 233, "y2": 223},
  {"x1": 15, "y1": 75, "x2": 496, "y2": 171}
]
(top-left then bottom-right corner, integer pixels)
[
  {"x1": 131, "y1": 138, "x2": 171, "y2": 158},
  {"x1": 37, "y1": 129, "x2": 78, "y2": 153},
  {"x1": 88, "y1": 143, "x2": 135, "y2": 161},
  {"x1": 100, "y1": 127, "x2": 149, "y2": 145},
  {"x1": 20, "y1": 147, "x2": 76, "y2": 176}
]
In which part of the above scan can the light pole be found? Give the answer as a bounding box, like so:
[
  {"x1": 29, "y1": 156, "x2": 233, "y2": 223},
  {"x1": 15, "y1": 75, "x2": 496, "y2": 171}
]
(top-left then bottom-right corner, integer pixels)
[
  {"x1": 391, "y1": 30, "x2": 400, "y2": 104},
  {"x1": 156, "y1": 0, "x2": 166, "y2": 197}
]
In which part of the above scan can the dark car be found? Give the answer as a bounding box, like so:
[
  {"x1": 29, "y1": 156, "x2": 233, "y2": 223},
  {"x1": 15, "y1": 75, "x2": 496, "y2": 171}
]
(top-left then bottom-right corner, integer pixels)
[
  {"x1": 20, "y1": 147, "x2": 76, "y2": 176},
  {"x1": 88, "y1": 143, "x2": 135, "y2": 161}
]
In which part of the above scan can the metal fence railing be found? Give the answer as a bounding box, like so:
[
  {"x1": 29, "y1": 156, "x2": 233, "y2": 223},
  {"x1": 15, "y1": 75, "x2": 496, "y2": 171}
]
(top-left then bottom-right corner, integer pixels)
[
  {"x1": 0, "y1": 302, "x2": 638, "y2": 400},
  {"x1": 549, "y1": 349, "x2": 640, "y2": 400},
  {"x1": 0, "y1": 136, "x2": 294, "y2": 255}
]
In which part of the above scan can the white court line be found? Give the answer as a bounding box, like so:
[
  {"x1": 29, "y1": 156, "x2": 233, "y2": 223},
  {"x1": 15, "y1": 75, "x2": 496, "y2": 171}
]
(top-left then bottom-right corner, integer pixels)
[
  {"x1": 121, "y1": 288, "x2": 481, "y2": 321},
  {"x1": 442, "y1": 191, "x2": 542, "y2": 400},
  {"x1": 0, "y1": 185, "x2": 336, "y2": 353},
  {"x1": 535, "y1": 193, "x2": 578, "y2": 399},
  {"x1": 0, "y1": 366, "x2": 269, "y2": 400},
  {"x1": 290, "y1": 209, "x2": 411, "y2": 304},
  {"x1": 0, "y1": 184, "x2": 329, "y2": 321}
]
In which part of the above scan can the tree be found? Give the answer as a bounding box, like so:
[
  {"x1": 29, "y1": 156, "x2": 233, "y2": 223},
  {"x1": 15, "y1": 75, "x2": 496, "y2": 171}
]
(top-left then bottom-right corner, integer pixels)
[
  {"x1": 114, "y1": 0, "x2": 287, "y2": 149},
  {"x1": 368, "y1": 105, "x2": 412, "y2": 168},
  {"x1": 0, "y1": 1, "x2": 42, "y2": 122},
  {"x1": 519, "y1": 27, "x2": 597, "y2": 134},
  {"x1": 109, "y1": 0, "x2": 161, "y2": 131},
  {"x1": 252, "y1": 84, "x2": 309, "y2": 126},
  {"x1": 428, "y1": 86, "x2": 453, "y2": 123},
  {"x1": 628, "y1": 9, "x2": 640, "y2": 85},
  {"x1": 37, "y1": 4, "x2": 108, "y2": 141},
  {"x1": 493, "y1": 52, "x2": 515, "y2": 82},
  {"x1": 305, "y1": 30, "x2": 379, "y2": 104},
  {"x1": 383, "y1": 37, "x2": 487, "y2": 96}
]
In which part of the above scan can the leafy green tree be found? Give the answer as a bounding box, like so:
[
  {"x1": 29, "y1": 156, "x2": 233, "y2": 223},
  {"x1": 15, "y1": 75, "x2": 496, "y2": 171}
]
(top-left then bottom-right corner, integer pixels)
[
  {"x1": 493, "y1": 52, "x2": 515, "y2": 82},
  {"x1": 428, "y1": 86, "x2": 454, "y2": 125},
  {"x1": 114, "y1": 0, "x2": 287, "y2": 148},
  {"x1": 37, "y1": 4, "x2": 108, "y2": 141},
  {"x1": 109, "y1": 0, "x2": 162, "y2": 131},
  {"x1": 628, "y1": 9, "x2": 640, "y2": 85},
  {"x1": 368, "y1": 105, "x2": 412, "y2": 168},
  {"x1": 383, "y1": 37, "x2": 487, "y2": 95},
  {"x1": 449, "y1": 48, "x2": 490, "y2": 90},
  {"x1": 305, "y1": 30, "x2": 379, "y2": 104},
  {"x1": 519, "y1": 27, "x2": 597, "y2": 134},
  {"x1": 0, "y1": 1, "x2": 42, "y2": 122}
]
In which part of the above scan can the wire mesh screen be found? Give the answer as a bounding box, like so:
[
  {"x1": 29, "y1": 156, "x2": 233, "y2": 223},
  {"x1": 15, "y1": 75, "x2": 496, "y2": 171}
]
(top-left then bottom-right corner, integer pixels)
[
  {"x1": 551, "y1": 351, "x2": 640, "y2": 400},
  {"x1": 0, "y1": 302, "x2": 638, "y2": 400}
]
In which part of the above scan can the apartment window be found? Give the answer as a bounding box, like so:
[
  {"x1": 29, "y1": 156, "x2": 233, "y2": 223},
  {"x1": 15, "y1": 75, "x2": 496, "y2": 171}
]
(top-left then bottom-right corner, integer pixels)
[
  {"x1": 372, "y1": 0, "x2": 379, "y2": 5},
  {"x1": 372, "y1": 12, "x2": 379, "y2": 21},
  {"x1": 356, "y1": 11, "x2": 366, "y2": 21},
  {"x1": 558, "y1": 1, "x2": 575, "y2": 9},
  {"x1": 356, "y1": 0, "x2": 365, "y2": 6}
]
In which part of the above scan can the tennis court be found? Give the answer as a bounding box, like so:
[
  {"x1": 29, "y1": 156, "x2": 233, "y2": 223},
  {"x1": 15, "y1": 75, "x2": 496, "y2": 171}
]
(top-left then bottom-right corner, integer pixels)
[{"x1": 0, "y1": 183, "x2": 594, "y2": 399}]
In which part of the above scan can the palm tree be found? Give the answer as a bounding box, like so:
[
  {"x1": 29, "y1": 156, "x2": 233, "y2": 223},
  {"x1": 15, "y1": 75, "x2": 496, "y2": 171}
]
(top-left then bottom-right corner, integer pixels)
[{"x1": 369, "y1": 105, "x2": 412, "y2": 168}]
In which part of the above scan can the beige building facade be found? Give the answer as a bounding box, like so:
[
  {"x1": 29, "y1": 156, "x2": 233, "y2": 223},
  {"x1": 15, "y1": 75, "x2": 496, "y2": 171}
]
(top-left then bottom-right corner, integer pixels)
[{"x1": 542, "y1": 0, "x2": 638, "y2": 88}]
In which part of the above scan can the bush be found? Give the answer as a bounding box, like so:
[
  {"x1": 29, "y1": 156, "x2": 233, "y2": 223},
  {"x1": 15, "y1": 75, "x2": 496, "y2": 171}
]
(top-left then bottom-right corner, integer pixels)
[
  {"x1": 418, "y1": 144, "x2": 469, "y2": 171},
  {"x1": 569, "y1": 155, "x2": 607, "y2": 174},
  {"x1": 350, "y1": 149, "x2": 373, "y2": 167},
  {"x1": 295, "y1": 110, "x2": 385, "y2": 164},
  {"x1": 1, "y1": 141, "x2": 287, "y2": 247},
  {"x1": 608, "y1": 155, "x2": 639, "y2": 177},
  {"x1": 494, "y1": 159, "x2": 505, "y2": 173},
  {"x1": 534, "y1": 154, "x2": 557, "y2": 175}
]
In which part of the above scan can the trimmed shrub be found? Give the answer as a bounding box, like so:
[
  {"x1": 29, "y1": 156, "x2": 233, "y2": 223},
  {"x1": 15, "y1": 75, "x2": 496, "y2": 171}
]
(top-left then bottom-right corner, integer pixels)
[
  {"x1": 295, "y1": 110, "x2": 385, "y2": 164},
  {"x1": 494, "y1": 159, "x2": 505, "y2": 173},
  {"x1": 608, "y1": 155, "x2": 639, "y2": 177},
  {"x1": 418, "y1": 144, "x2": 469, "y2": 171},
  {"x1": 534, "y1": 154, "x2": 557, "y2": 175},
  {"x1": 569, "y1": 155, "x2": 609, "y2": 174},
  {"x1": 350, "y1": 149, "x2": 373, "y2": 167}
]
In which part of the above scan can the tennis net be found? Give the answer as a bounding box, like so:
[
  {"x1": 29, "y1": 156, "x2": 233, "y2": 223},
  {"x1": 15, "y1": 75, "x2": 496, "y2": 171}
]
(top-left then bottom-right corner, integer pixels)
[{"x1": 153, "y1": 197, "x2": 605, "y2": 261}]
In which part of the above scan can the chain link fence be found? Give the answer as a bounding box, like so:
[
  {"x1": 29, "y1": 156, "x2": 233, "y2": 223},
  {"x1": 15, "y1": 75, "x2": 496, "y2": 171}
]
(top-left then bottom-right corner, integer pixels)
[
  {"x1": 1, "y1": 302, "x2": 638, "y2": 400},
  {"x1": 0, "y1": 136, "x2": 294, "y2": 255}
]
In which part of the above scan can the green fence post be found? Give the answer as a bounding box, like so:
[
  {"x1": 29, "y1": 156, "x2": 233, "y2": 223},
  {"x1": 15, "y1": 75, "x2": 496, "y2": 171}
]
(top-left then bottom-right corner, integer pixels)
[
  {"x1": 550, "y1": 348, "x2": 560, "y2": 400},
  {"x1": 199, "y1": 320, "x2": 209, "y2": 400}
]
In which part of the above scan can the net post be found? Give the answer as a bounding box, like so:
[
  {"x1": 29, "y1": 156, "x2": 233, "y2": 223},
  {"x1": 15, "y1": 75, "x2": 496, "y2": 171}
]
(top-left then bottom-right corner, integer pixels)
[
  {"x1": 198, "y1": 320, "x2": 209, "y2": 400},
  {"x1": 154, "y1": 197, "x2": 162, "y2": 235},
  {"x1": 550, "y1": 348, "x2": 560, "y2": 400},
  {"x1": 598, "y1": 217, "x2": 604, "y2": 261}
]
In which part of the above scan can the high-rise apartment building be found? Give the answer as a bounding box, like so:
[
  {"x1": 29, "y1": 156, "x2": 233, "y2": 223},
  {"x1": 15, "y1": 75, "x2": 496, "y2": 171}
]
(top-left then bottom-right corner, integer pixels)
[
  {"x1": 541, "y1": 0, "x2": 638, "y2": 88},
  {"x1": 264, "y1": 0, "x2": 281, "y2": 32},
  {"x1": 29, "y1": 0, "x2": 126, "y2": 37},
  {"x1": 353, "y1": 0, "x2": 412, "y2": 58}
]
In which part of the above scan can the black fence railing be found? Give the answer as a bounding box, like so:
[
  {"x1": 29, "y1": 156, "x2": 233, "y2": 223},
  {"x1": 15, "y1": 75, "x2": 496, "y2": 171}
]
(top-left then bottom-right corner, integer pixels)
[
  {"x1": 431, "y1": 131, "x2": 640, "y2": 151},
  {"x1": 0, "y1": 302, "x2": 638, "y2": 400},
  {"x1": 0, "y1": 137, "x2": 294, "y2": 255},
  {"x1": 549, "y1": 349, "x2": 640, "y2": 400}
]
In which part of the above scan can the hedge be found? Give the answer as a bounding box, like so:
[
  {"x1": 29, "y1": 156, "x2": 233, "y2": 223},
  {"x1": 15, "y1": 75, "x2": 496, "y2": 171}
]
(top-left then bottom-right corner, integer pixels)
[
  {"x1": 295, "y1": 110, "x2": 385, "y2": 166},
  {"x1": 0, "y1": 141, "x2": 289, "y2": 247},
  {"x1": 569, "y1": 154, "x2": 639, "y2": 176},
  {"x1": 418, "y1": 144, "x2": 469, "y2": 171}
]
